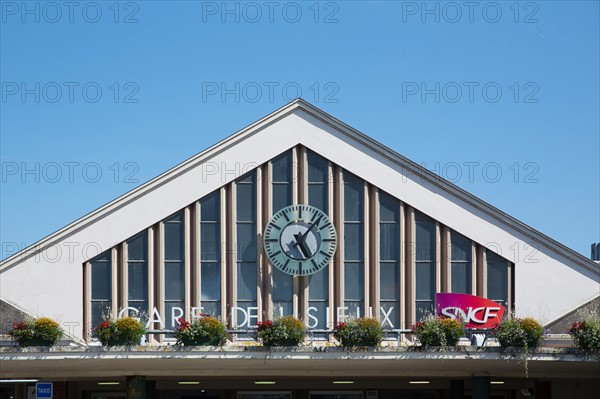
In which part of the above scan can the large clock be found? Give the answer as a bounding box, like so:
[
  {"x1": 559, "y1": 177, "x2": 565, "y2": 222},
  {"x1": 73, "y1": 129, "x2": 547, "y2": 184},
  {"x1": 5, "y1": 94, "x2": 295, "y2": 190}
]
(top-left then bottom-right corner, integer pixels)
[{"x1": 263, "y1": 204, "x2": 337, "y2": 276}]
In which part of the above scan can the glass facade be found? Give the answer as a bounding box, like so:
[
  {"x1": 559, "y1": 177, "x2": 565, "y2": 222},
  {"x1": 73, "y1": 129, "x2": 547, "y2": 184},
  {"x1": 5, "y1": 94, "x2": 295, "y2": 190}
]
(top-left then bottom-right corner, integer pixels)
[
  {"x1": 85, "y1": 146, "x2": 514, "y2": 340},
  {"x1": 450, "y1": 231, "x2": 472, "y2": 295},
  {"x1": 271, "y1": 151, "x2": 293, "y2": 317},
  {"x1": 127, "y1": 232, "x2": 148, "y2": 317},
  {"x1": 379, "y1": 191, "x2": 400, "y2": 329},
  {"x1": 200, "y1": 190, "x2": 221, "y2": 317},
  {"x1": 343, "y1": 172, "x2": 364, "y2": 317},
  {"x1": 236, "y1": 171, "x2": 258, "y2": 325},
  {"x1": 415, "y1": 211, "x2": 436, "y2": 321}
]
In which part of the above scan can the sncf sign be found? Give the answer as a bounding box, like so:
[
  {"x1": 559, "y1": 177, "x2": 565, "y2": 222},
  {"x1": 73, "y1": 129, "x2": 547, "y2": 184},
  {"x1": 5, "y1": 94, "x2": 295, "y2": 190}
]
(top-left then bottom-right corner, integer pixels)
[{"x1": 435, "y1": 293, "x2": 505, "y2": 329}]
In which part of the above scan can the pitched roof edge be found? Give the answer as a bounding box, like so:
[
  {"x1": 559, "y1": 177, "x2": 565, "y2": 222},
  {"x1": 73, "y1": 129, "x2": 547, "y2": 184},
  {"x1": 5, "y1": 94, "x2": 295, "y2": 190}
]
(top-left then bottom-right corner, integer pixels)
[
  {"x1": 294, "y1": 100, "x2": 599, "y2": 275},
  {"x1": 0, "y1": 100, "x2": 303, "y2": 271},
  {"x1": 2, "y1": 99, "x2": 598, "y2": 277}
]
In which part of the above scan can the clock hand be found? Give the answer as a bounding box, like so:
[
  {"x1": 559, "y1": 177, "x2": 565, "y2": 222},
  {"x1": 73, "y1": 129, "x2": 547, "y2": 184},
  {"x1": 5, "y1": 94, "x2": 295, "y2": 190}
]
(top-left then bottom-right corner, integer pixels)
[
  {"x1": 294, "y1": 214, "x2": 324, "y2": 259},
  {"x1": 300, "y1": 214, "x2": 323, "y2": 241},
  {"x1": 293, "y1": 233, "x2": 311, "y2": 259}
]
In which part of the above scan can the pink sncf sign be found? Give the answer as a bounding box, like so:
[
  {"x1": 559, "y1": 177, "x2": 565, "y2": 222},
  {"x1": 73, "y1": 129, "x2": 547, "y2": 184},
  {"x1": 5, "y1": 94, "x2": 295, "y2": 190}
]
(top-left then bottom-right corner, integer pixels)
[{"x1": 435, "y1": 293, "x2": 505, "y2": 329}]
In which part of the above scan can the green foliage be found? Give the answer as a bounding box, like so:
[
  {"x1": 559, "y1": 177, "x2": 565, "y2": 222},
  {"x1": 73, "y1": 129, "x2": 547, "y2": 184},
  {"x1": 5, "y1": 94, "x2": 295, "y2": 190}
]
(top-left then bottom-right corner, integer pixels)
[
  {"x1": 569, "y1": 318, "x2": 600, "y2": 351},
  {"x1": 333, "y1": 317, "x2": 384, "y2": 347},
  {"x1": 411, "y1": 317, "x2": 465, "y2": 347},
  {"x1": 174, "y1": 316, "x2": 227, "y2": 346},
  {"x1": 492, "y1": 316, "x2": 543, "y2": 349},
  {"x1": 256, "y1": 316, "x2": 306, "y2": 346},
  {"x1": 9, "y1": 317, "x2": 63, "y2": 347},
  {"x1": 94, "y1": 317, "x2": 146, "y2": 346}
]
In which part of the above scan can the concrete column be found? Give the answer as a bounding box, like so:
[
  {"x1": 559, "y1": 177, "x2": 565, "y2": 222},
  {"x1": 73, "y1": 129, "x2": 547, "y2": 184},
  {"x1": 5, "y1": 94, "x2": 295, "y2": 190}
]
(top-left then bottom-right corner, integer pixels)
[
  {"x1": 126, "y1": 376, "x2": 147, "y2": 399},
  {"x1": 472, "y1": 376, "x2": 491, "y2": 399},
  {"x1": 450, "y1": 380, "x2": 464, "y2": 399}
]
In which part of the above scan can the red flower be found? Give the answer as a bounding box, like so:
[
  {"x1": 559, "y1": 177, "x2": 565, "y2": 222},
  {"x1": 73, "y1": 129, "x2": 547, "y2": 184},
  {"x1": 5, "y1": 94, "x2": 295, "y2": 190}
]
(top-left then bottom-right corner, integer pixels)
[
  {"x1": 177, "y1": 318, "x2": 191, "y2": 330},
  {"x1": 569, "y1": 321, "x2": 584, "y2": 335},
  {"x1": 334, "y1": 322, "x2": 347, "y2": 331}
]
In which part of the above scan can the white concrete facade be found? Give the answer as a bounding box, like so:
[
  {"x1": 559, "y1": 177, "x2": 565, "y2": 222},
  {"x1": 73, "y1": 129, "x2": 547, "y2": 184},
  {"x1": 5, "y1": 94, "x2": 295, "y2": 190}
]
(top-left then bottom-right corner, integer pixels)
[{"x1": 1, "y1": 99, "x2": 598, "y2": 341}]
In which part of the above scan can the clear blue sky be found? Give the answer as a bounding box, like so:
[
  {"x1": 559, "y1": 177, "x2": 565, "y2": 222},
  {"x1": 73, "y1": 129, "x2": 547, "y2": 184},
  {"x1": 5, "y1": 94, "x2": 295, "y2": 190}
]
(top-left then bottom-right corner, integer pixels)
[{"x1": 1, "y1": 0, "x2": 598, "y2": 260}]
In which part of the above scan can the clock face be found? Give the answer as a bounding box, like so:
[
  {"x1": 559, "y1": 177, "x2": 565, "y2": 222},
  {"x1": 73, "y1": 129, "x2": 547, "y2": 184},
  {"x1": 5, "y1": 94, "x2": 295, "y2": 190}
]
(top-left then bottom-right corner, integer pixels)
[{"x1": 263, "y1": 204, "x2": 337, "y2": 276}]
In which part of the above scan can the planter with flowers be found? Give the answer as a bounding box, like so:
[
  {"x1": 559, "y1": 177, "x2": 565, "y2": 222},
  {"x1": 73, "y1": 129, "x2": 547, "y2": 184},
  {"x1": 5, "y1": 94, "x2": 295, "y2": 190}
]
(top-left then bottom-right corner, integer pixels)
[
  {"x1": 411, "y1": 316, "x2": 465, "y2": 348},
  {"x1": 174, "y1": 315, "x2": 227, "y2": 346},
  {"x1": 94, "y1": 316, "x2": 146, "y2": 346},
  {"x1": 492, "y1": 316, "x2": 543, "y2": 350},
  {"x1": 256, "y1": 316, "x2": 306, "y2": 346},
  {"x1": 333, "y1": 317, "x2": 384, "y2": 347},
  {"x1": 9, "y1": 317, "x2": 63, "y2": 347},
  {"x1": 569, "y1": 319, "x2": 600, "y2": 352}
]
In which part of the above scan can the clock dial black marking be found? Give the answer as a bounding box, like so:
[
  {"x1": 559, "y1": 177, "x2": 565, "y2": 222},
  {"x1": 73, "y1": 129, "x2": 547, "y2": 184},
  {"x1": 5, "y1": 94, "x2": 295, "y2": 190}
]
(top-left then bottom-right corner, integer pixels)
[{"x1": 263, "y1": 204, "x2": 337, "y2": 276}]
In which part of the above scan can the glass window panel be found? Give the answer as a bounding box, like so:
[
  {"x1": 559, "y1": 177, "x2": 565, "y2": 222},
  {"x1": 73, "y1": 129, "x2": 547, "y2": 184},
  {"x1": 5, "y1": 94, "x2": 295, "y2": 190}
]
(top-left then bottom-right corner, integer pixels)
[
  {"x1": 127, "y1": 233, "x2": 147, "y2": 261},
  {"x1": 126, "y1": 300, "x2": 148, "y2": 318},
  {"x1": 451, "y1": 232, "x2": 470, "y2": 261},
  {"x1": 380, "y1": 262, "x2": 400, "y2": 300},
  {"x1": 307, "y1": 301, "x2": 328, "y2": 330},
  {"x1": 344, "y1": 262, "x2": 364, "y2": 300},
  {"x1": 237, "y1": 224, "x2": 257, "y2": 261},
  {"x1": 91, "y1": 260, "x2": 111, "y2": 300},
  {"x1": 200, "y1": 223, "x2": 220, "y2": 261},
  {"x1": 308, "y1": 184, "x2": 327, "y2": 213},
  {"x1": 344, "y1": 301, "x2": 362, "y2": 318},
  {"x1": 273, "y1": 301, "x2": 293, "y2": 318},
  {"x1": 165, "y1": 262, "x2": 184, "y2": 300},
  {"x1": 236, "y1": 179, "x2": 256, "y2": 221},
  {"x1": 165, "y1": 301, "x2": 185, "y2": 329},
  {"x1": 307, "y1": 150, "x2": 328, "y2": 182},
  {"x1": 308, "y1": 270, "x2": 328, "y2": 300},
  {"x1": 272, "y1": 151, "x2": 292, "y2": 182},
  {"x1": 344, "y1": 223, "x2": 363, "y2": 260},
  {"x1": 237, "y1": 262, "x2": 257, "y2": 301},
  {"x1": 487, "y1": 252, "x2": 508, "y2": 303},
  {"x1": 91, "y1": 301, "x2": 111, "y2": 327},
  {"x1": 272, "y1": 268, "x2": 293, "y2": 299},
  {"x1": 128, "y1": 262, "x2": 148, "y2": 301},
  {"x1": 200, "y1": 262, "x2": 220, "y2": 301},
  {"x1": 415, "y1": 219, "x2": 435, "y2": 261},
  {"x1": 164, "y1": 221, "x2": 183, "y2": 261},
  {"x1": 379, "y1": 192, "x2": 399, "y2": 222},
  {"x1": 416, "y1": 301, "x2": 434, "y2": 321},
  {"x1": 380, "y1": 224, "x2": 399, "y2": 261},
  {"x1": 380, "y1": 301, "x2": 399, "y2": 329},
  {"x1": 272, "y1": 184, "x2": 291, "y2": 213},
  {"x1": 344, "y1": 180, "x2": 363, "y2": 221},
  {"x1": 200, "y1": 191, "x2": 220, "y2": 221},
  {"x1": 415, "y1": 262, "x2": 435, "y2": 300},
  {"x1": 451, "y1": 262, "x2": 471, "y2": 294},
  {"x1": 200, "y1": 301, "x2": 220, "y2": 317},
  {"x1": 166, "y1": 211, "x2": 183, "y2": 223}
]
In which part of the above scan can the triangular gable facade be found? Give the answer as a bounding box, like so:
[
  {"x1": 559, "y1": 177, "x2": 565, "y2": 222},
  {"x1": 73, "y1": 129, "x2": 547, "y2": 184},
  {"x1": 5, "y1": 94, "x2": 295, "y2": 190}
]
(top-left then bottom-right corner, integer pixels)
[{"x1": 1, "y1": 99, "x2": 598, "y2": 341}]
